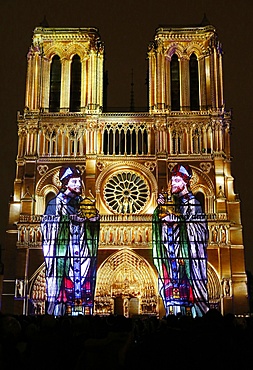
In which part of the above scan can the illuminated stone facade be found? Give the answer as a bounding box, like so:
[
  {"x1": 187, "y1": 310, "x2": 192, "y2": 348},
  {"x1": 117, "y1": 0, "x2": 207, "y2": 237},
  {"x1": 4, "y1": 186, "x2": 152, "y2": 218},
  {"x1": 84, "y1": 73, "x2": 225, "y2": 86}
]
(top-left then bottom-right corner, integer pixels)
[{"x1": 1, "y1": 23, "x2": 249, "y2": 317}]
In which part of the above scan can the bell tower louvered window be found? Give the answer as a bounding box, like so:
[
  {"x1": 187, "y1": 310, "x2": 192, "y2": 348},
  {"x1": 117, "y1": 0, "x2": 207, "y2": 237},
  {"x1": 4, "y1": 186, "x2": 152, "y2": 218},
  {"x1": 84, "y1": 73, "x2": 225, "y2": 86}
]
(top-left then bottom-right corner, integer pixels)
[
  {"x1": 189, "y1": 53, "x2": 200, "y2": 111},
  {"x1": 49, "y1": 55, "x2": 61, "y2": 112},
  {"x1": 170, "y1": 54, "x2": 180, "y2": 111},
  {"x1": 70, "y1": 54, "x2": 81, "y2": 112}
]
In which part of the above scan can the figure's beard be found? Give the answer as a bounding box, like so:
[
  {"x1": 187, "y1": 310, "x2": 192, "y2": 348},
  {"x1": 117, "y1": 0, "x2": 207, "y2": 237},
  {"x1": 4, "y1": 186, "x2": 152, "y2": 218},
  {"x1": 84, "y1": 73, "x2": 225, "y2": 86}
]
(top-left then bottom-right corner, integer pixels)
[
  {"x1": 66, "y1": 187, "x2": 82, "y2": 197},
  {"x1": 171, "y1": 186, "x2": 181, "y2": 194}
]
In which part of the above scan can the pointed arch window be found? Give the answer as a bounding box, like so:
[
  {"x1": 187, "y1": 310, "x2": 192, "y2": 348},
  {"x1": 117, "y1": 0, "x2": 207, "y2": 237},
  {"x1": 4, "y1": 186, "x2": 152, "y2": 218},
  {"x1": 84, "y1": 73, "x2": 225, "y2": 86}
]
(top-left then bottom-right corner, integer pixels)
[
  {"x1": 192, "y1": 128, "x2": 201, "y2": 153},
  {"x1": 45, "y1": 191, "x2": 56, "y2": 208},
  {"x1": 142, "y1": 129, "x2": 148, "y2": 154},
  {"x1": 195, "y1": 191, "x2": 205, "y2": 213},
  {"x1": 109, "y1": 129, "x2": 113, "y2": 154},
  {"x1": 126, "y1": 129, "x2": 131, "y2": 155},
  {"x1": 70, "y1": 54, "x2": 81, "y2": 112},
  {"x1": 172, "y1": 130, "x2": 181, "y2": 154},
  {"x1": 120, "y1": 129, "x2": 125, "y2": 155},
  {"x1": 49, "y1": 55, "x2": 61, "y2": 112},
  {"x1": 132, "y1": 130, "x2": 136, "y2": 155},
  {"x1": 115, "y1": 129, "x2": 120, "y2": 155},
  {"x1": 104, "y1": 130, "x2": 109, "y2": 154},
  {"x1": 189, "y1": 53, "x2": 200, "y2": 110},
  {"x1": 170, "y1": 54, "x2": 180, "y2": 111}
]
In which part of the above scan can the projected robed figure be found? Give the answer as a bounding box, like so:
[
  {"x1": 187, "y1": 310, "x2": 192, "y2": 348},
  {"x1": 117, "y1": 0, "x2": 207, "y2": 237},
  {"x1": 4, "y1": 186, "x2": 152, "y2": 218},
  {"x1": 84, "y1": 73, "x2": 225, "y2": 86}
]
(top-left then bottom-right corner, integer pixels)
[
  {"x1": 41, "y1": 166, "x2": 100, "y2": 316},
  {"x1": 152, "y1": 164, "x2": 209, "y2": 317}
]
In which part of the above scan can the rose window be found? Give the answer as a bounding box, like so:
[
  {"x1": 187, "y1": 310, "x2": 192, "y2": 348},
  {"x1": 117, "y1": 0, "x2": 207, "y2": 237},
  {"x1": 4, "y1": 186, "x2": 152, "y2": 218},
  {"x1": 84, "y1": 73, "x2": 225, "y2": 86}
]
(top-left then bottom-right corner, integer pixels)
[{"x1": 103, "y1": 171, "x2": 149, "y2": 214}]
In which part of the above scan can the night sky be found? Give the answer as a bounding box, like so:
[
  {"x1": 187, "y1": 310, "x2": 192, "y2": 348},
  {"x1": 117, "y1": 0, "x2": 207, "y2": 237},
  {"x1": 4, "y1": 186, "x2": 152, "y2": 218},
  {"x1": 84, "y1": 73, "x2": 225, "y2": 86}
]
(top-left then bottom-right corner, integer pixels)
[{"x1": 1, "y1": 0, "x2": 253, "y2": 272}]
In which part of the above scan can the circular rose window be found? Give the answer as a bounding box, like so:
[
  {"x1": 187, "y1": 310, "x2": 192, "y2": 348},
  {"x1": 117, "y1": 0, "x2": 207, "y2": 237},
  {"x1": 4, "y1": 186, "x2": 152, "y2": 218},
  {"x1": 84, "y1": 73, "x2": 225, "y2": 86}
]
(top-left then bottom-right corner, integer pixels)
[{"x1": 103, "y1": 171, "x2": 149, "y2": 214}]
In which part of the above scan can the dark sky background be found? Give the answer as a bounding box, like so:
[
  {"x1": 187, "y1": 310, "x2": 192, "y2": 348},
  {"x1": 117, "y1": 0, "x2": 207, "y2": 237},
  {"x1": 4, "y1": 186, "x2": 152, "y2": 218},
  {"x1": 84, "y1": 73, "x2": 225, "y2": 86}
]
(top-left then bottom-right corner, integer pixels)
[{"x1": 1, "y1": 0, "x2": 253, "y2": 272}]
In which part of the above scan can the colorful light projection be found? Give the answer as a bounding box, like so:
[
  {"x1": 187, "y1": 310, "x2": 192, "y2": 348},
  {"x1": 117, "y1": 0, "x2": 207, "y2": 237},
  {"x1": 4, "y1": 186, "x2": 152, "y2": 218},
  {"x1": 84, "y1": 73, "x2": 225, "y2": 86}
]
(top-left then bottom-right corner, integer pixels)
[
  {"x1": 152, "y1": 164, "x2": 209, "y2": 317},
  {"x1": 41, "y1": 166, "x2": 100, "y2": 316}
]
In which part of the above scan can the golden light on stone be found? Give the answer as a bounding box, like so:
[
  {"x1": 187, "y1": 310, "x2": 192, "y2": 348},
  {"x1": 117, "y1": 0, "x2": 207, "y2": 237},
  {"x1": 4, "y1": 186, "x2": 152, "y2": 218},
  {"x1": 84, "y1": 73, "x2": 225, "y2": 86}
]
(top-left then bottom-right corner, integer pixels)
[{"x1": 1, "y1": 23, "x2": 249, "y2": 317}]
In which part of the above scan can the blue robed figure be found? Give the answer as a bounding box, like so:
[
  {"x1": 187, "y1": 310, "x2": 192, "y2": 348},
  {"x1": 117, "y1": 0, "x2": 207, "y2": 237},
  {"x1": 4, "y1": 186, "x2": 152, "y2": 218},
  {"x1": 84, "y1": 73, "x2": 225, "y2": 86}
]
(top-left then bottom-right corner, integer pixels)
[
  {"x1": 152, "y1": 164, "x2": 209, "y2": 317},
  {"x1": 41, "y1": 166, "x2": 100, "y2": 316}
]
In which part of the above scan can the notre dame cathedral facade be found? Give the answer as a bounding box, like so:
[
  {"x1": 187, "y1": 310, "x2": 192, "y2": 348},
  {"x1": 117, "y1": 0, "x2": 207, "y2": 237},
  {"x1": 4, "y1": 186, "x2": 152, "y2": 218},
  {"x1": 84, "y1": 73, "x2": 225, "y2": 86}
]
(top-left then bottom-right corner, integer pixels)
[{"x1": 1, "y1": 20, "x2": 249, "y2": 317}]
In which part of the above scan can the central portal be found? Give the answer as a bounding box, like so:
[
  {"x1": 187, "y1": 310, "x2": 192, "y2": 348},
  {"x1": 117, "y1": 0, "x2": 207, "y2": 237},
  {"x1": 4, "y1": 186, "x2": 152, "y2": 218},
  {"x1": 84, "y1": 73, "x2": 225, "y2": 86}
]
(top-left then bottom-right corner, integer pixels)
[{"x1": 94, "y1": 249, "x2": 158, "y2": 317}]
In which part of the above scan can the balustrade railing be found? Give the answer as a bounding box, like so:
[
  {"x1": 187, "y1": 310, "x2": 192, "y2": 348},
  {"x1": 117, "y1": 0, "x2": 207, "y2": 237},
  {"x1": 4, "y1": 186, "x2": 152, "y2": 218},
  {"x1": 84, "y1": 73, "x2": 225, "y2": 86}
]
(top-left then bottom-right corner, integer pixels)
[{"x1": 16, "y1": 212, "x2": 230, "y2": 248}]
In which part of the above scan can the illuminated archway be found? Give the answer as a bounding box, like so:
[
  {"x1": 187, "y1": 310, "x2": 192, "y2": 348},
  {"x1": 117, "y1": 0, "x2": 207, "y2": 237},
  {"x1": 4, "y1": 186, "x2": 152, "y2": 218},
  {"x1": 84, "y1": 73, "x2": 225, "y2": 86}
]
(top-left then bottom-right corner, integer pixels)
[
  {"x1": 94, "y1": 249, "x2": 158, "y2": 317},
  {"x1": 207, "y1": 262, "x2": 222, "y2": 310}
]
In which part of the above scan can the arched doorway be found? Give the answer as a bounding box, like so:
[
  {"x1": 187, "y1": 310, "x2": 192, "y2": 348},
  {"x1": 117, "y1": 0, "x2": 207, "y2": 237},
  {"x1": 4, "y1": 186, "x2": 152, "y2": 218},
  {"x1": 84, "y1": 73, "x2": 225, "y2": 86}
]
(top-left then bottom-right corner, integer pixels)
[
  {"x1": 207, "y1": 262, "x2": 222, "y2": 311},
  {"x1": 94, "y1": 249, "x2": 158, "y2": 317}
]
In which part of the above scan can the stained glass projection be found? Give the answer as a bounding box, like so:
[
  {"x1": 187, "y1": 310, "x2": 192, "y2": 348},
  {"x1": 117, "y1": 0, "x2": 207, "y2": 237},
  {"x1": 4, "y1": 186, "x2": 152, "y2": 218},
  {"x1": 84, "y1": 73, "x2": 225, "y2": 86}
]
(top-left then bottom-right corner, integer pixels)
[
  {"x1": 152, "y1": 164, "x2": 209, "y2": 317},
  {"x1": 41, "y1": 166, "x2": 100, "y2": 316}
]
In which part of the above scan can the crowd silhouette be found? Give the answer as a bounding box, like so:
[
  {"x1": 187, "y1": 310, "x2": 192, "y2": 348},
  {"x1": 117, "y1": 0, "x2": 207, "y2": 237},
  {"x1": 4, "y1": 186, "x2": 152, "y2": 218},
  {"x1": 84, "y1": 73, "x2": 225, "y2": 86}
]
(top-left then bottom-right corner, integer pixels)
[{"x1": 0, "y1": 309, "x2": 253, "y2": 369}]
